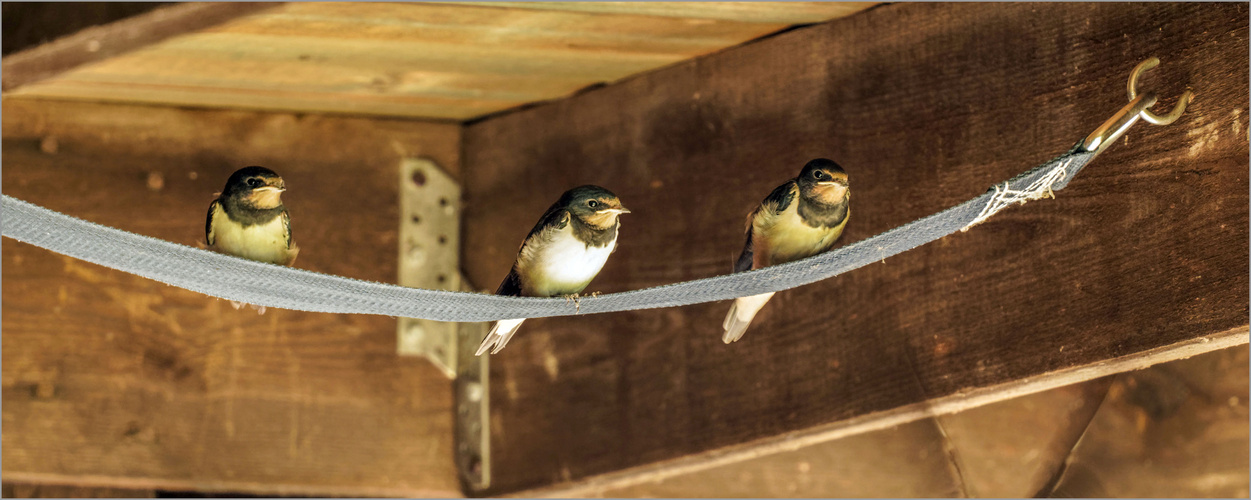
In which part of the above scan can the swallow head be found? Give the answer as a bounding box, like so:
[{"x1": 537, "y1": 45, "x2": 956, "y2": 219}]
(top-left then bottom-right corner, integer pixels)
[
  {"x1": 797, "y1": 158, "x2": 848, "y2": 205},
  {"x1": 563, "y1": 185, "x2": 630, "y2": 229},
  {"x1": 223, "y1": 166, "x2": 287, "y2": 209}
]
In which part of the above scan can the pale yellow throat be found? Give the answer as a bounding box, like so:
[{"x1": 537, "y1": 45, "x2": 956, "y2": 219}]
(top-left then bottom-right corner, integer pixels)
[
  {"x1": 583, "y1": 209, "x2": 624, "y2": 229},
  {"x1": 249, "y1": 186, "x2": 284, "y2": 209},
  {"x1": 816, "y1": 183, "x2": 848, "y2": 204}
]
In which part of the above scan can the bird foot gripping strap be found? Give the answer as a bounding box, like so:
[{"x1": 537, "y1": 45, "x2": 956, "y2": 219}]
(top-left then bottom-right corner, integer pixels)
[{"x1": 0, "y1": 59, "x2": 1189, "y2": 324}]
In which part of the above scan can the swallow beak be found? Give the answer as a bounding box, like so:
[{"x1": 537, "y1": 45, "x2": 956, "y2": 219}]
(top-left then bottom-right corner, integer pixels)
[
  {"x1": 248, "y1": 183, "x2": 286, "y2": 209},
  {"x1": 816, "y1": 180, "x2": 847, "y2": 187},
  {"x1": 608, "y1": 206, "x2": 631, "y2": 214}
]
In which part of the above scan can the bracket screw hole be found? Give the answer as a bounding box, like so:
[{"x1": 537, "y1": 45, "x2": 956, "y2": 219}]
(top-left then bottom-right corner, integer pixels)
[
  {"x1": 465, "y1": 381, "x2": 484, "y2": 402},
  {"x1": 411, "y1": 170, "x2": 427, "y2": 187},
  {"x1": 467, "y1": 455, "x2": 482, "y2": 477}
]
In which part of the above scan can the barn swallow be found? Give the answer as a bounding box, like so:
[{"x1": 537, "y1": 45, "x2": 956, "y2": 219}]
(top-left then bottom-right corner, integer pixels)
[
  {"x1": 477, "y1": 185, "x2": 630, "y2": 355},
  {"x1": 206, "y1": 166, "x2": 299, "y2": 266},
  {"x1": 723, "y1": 158, "x2": 849, "y2": 343}
]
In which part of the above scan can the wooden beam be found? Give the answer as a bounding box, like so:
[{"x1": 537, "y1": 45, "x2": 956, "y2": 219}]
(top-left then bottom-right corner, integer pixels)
[
  {"x1": 2, "y1": 3, "x2": 167, "y2": 56},
  {"x1": 1048, "y1": 344, "x2": 1250, "y2": 497},
  {"x1": 461, "y1": 2, "x2": 1249, "y2": 493},
  {"x1": 7, "y1": 2, "x2": 830, "y2": 121},
  {"x1": 1, "y1": 99, "x2": 463, "y2": 497},
  {"x1": 1, "y1": 2, "x2": 276, "y2": 91},
  {"x1": 539, "y1": 343, "x2": 1247, "y2": 497},
  {"x1": 2, "y1": 482, "x2": 155, "y2": 498},
  {"x1": 514, "y1": 328, "x2": 1247, "y2": 497},
  {"x1": 441, "y1": 2, "x2": 880, "y2": 24}
]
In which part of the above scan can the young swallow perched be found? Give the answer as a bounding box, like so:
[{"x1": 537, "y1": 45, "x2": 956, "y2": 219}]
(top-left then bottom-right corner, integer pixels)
[
  {"x1": 477, "y1": 185, "x2": 630, "y2": 355},
  {"x1": 723, "y1": 158, "x2": 850, "y2": 343},
  {"x1": 206, "y1": 166, "x2": 299, "y2": 266}
]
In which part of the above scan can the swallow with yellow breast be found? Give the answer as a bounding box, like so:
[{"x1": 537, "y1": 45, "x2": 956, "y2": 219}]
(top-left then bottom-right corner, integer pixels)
[
  {"x1": 723, "y1": 158, "x2": 850, "y2": 343},
  {"x1": 477, "y1": 185, "x2": 630, "y2": 355},
  {"x1": 206, "y1": 166, "x2": 299, "y2": 266}
]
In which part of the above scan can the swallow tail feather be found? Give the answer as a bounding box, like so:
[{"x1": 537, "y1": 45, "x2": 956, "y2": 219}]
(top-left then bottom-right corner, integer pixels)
[
  {"x1": 721, "y1": 291, "x2": 776, "y2": 343},
  {"x1": 477, "y1": 318, "x2": 527, "y2": 355}
]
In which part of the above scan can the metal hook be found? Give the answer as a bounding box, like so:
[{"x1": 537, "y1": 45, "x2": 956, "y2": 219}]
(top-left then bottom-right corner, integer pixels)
[
  {"x1": 1127, "y1": 57, "x2": 1194, "y2": 125},
  {"x1": 1082, "y1": 92, "x2": 1157, "y2": 154},
  {"x1": 1082, "y1": 57, "x2": 1192, "y2": 154}
]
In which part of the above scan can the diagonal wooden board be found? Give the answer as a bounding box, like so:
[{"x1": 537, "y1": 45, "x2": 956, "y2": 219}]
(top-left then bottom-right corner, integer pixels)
[
  {"x1": 461, "y1": 2, "x2": 1250, "y2": 494},
  {"x1": 514, "y1": 328, "x2": 1247, "y2": 497}
]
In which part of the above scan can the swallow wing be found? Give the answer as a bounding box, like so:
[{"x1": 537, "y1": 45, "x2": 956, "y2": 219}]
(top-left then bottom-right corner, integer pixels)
[
  {"x1": 526, "y1": 199, "x2": 571, "y2": 242},
  {"x1": 495, "y1": 268, "x2": 524, "y2": 296},
  {"x1": 734, "y1": 181, "x2": 796, "y2": 272},
  {"x1": 281, "y1": 209, "x2": 293, "y2": 249},
  {"x1": 733, "y1": 230, "x2": 755, "y2": 273},
  {"x1": 754, "y1": 180, "x2": 797, "y2": 229},
  {"x1": 502, "y1": 204, "x2": 571, "y2": 296},
  {"x1": 205, "y1": 200, "x2": 222, "y2": 247}
]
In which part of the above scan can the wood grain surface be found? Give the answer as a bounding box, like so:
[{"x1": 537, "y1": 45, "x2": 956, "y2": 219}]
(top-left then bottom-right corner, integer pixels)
[
  {"x1": 520, "y1": 344, "x2": 1247, "y2": 498},
  {"x1": 2, "y1": 482, "x2": 155, "y2": 498},
  {"x1": 461, "y1": 2, "x2": 1249, "y2": 493},
  {"x1": 1050, "y1": 345, "x2": 1250, "y2": 497},
  {"x1": 440, "y1": 2, "x2": 878, "y2": 24},
  {"x1": 7, "y1": 2, "x2": 876, "y2": 121},
  {"x1": 588, "y1": 376, "x2": 1115, "y2": 498},
  {"x1": 1, "y1": 99, "x2": 463, "y2": 497},
  {"x1": 1, "y1": 2, "x2": 275, "y2": 91}
]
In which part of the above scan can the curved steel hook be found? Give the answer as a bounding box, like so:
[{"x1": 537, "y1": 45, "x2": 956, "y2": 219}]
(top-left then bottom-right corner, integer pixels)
[
  {"x1": 1083, "y1": 92, "x2": 1157, "y2": 153},
  {"x1": 1127, "y1": 57, "x2": 1194, "y2": 125}
]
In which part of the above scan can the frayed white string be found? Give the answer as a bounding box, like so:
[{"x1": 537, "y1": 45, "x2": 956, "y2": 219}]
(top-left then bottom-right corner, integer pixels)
[{"x1": 961, "y1": 157, "x2": 1073, "y2": 232}]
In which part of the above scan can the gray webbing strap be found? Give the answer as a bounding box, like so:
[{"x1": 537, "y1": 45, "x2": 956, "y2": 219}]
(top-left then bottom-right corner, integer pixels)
[{"x1": 2, "y1": 145, "x2": 1096, "y2": 322}]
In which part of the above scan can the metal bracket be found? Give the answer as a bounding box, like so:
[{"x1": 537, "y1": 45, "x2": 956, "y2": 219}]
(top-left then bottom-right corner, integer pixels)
[
  {"x1": 395, "y1": 158, "x2": 490, "y2": 492},
  {"x1": 397, "y1": 157, "x2": 462, "y2": 377},
  {"x1": 456, "y1": 320, "x2": 491, "y2": 492}
]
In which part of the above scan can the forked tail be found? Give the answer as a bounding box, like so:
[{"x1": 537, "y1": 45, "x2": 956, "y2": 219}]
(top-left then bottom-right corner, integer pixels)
[
  {"x1": 476, "y1": 318, "x2": 527, "y2": 355},
  {"x1": 721, "y1": 292, "x2": 776, "y2": 343}
]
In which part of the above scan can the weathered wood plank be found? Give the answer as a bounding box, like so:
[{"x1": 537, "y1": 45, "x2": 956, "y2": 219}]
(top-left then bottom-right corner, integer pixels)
[
  {"x1": 514, "y1": 329, "x2": 1247, "y2": 497},
  {"x1": 2, "y1": 482, "x2": 156, "y2": 498},
  {"x1": 461, "y1": 2, "x2": 1249, "y2": 493},
  {"x1": 1049, "y1": 345, "x2": 1250, "y2": 497},
  {"x1": 2, "y1": 3, "x2": 167, "y2": 56},
  {"x1": 583, "y1": 376, "x2": 1114, "y2": 498},
  {"x1": 7, "y1": 2, "x2": 864, "y2": 121},
  {"x1": 10, "y1": 80, "x2": 526, "y2": 122},
  {"x1": 544, "y1": 343, "x2": 1247, "y2": 498},
  {"x1": 217, "y1": 3, "x2": 790, "y2": 54},
  {"x1": 1, "y1": 99, "x2": 463, "y2": 497},
  {"x1": 444, "y1": 2, "x2": 879, "y2": 24},
  {"x1": 586, "y1": 416, "x2": 968, "y2": 498},
  {"x1": 1, "y1": 2, "x2": 276, "y2": 91}
]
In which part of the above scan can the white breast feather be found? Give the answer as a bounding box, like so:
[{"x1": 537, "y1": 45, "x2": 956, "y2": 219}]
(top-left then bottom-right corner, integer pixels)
[{"x1": 518, "y1": 223, "x2": 616, "y2": 296}]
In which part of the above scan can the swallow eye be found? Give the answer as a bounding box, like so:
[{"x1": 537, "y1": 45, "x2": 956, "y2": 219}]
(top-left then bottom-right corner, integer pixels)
[
  {"x1": 813, "y1": 170, "x2": 827, "y2": 181},
  {"x1": 587, "y1": 200, "x2": 600, "y2": 209},
  {"x1": 246, "y1": 177, "x2": 263, "y2": 188}
]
